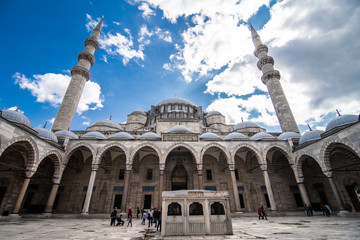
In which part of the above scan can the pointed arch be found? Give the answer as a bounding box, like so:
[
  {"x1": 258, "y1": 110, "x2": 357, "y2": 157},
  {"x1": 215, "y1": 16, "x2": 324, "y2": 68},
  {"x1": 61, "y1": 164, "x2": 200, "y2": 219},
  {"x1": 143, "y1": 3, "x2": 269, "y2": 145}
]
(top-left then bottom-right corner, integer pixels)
[
  {"x1": 130, "y1": 142, "x2": 162, "y2": 165},
  {"x1": 65, "y1": 142, "x2": 96, "y2": 165},
  {"x1": 232, "y1": 143, "x2": 262, "y2": 165},
  {"x1": 38, "y1": 150, "x2": 63, "y2": 181},
  {"x1": 200, "y1": 143, "x2": 231, "y2": 165},
  {"x1": 295, "y1": 152, "x2": 322, "y2": 181},
  {"x1": 95, "y1": 142, "x2": 128, "y2": 164},
  {"x1": 263, "y1": 144, "x2": 294, "y2": 165},
  {"x1": 0, "y1": 135, "x2": 38, "y2": 174},
  {"x1": 164, "y1": 142, "x2": 199, "y2": 165}
]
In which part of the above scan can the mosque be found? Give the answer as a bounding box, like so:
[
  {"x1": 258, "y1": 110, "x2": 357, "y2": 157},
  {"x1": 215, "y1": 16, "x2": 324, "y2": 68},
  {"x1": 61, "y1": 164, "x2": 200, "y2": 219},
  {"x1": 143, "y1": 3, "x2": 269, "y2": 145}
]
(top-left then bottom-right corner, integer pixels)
[{"x1": 0, "y1": 17, "x2": 359, "y2": 217}]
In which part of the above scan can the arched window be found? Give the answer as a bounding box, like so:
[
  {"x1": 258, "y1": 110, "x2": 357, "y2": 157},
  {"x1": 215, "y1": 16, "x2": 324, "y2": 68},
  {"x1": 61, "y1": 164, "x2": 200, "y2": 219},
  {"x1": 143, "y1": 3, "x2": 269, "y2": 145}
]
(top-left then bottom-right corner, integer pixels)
[
  {"x1": 211, "y1": 202, "x2": 225, "y2": 215},
  {"x1": 168, "y1": 202, "x2": 182, "y2": 215},
  {"x1": 189, "y1": 202, "x2": 203, "y2": 215}
]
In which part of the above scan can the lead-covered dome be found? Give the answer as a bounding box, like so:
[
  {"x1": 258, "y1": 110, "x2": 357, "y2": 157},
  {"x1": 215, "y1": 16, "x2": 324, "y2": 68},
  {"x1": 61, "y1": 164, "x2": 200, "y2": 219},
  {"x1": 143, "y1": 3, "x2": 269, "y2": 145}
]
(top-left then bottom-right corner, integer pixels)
[
  {"x1": 251, "y1": 132, "x2": 275, "y2": 141},
  {"x1": 232, "y1": 121, "x2": 260, "y2": 131},
  {"x1": 278, "y1": 132, "x2": 301, "y2": 141},
  {"x1": 55, "y1": 130, "x2": 79, "y2": 139},
  {"x1": 109, "y1": 132, "x2": 134, "y2": 140},
  {"x1": 199, "y1": 132, "x2": 221, "y2": 140},
  {"x1": 82, "y1": 131, "x2": 106, "y2": 140},
  {"x1": 167, "y1": 125, "x2": 193, "y2": 133},
  {"x1": 34, "y1": 128, "x2": 58, "y2": 143},
  {"x1": 1, "y1": 110, "x2": 32, "y2": 128},
  {"x1": 225, "y1": 132, "x2": 248, "y2": 140},
  {"x1": 93, "y1": 120, "x2": 123, "y2": 131},
  {"x1": 299, "y1": 130, "x2": 324, "y2": 145},
  {"x1": 138, "y1": 132, "x2": 161, "y2": 140},
  {"x1": 325, "y1": 114, "x2": 358, "y2": 132},
  {"x1": 206, "y1": 111, "x2": 223, "y2": 117},
  {"x1": 156, "y1": 97, "x2": 196, "y2": 106}
]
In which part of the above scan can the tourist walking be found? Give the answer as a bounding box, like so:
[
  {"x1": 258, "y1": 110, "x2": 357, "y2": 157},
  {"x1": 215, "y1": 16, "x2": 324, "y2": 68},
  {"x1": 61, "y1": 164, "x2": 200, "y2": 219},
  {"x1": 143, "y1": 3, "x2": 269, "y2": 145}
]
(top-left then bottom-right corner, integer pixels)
[
  {"x1": 262, "y1": 208, "x2": 268, "y2": 220},
  {"x1": 157, "y1": 210, "x2": 162, "y2": 232},
  {"x1": 110, "y1": 207, "x2": 118, "y2": 226},
  {"x1": 153, "y1": 208, "x2": 159, "y2": 227},
  {"x1": 324, "y1": 204, "x2": 332, "y2": 217},
  {"x1": 137, "y1": 207, "x2": 140, "y2": 219},
  {"x1": 258, "y1": 206, "x2": 264, "y2": 220},
  {"x1": 304, "y1": 204, "x2": 311, "y2": 217},
  {"x1": 148, "y1": 210, "x2": 153, "y2": 227},
  {"x1": 127, "y1": 207, "x2": 132, "y2": 218},
  {"x1": 127, "y1": 214, "x2": 133, "y2": 227},
  {"x1": 141, "y1": 211, "x2": 146, "y2": 225}
]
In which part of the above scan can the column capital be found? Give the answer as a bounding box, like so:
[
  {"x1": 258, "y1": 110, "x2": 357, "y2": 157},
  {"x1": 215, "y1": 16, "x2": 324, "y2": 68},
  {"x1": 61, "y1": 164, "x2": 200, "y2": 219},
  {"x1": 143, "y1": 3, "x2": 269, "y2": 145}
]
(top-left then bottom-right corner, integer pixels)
[
  {"x1": 126, "y1": 164, "x2": 132, "y2": 171},
  {"x1": 197, "y1": 164, "x2": 203, "y2": 171},
  {"x1": 159, "y1": 163, "x2": 165, "y2": 171},
  {"x1": 324, "y1": 171, "x2": 333, "y2": 178},
  {"x1": 260, "y1": 164, "x2": 267, "y2": 171},
  {"x1": 91, "y1": 164, "x2": 99, "y2": 171},
  {"x1": 228, "y1": 164, "x2": 235, "y2": 171}
]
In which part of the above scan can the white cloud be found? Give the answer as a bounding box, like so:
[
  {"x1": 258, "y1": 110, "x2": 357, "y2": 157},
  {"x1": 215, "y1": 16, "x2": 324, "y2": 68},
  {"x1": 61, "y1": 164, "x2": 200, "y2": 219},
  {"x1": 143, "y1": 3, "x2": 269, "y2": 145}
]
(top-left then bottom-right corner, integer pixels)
[
  {"x1": 138, "y1": 25, "x2": 172, "y2": 45},
  {"x1": 113, "y1": 21, "x2": 120, "y2": 26},
  {"x1": 138, "y1": 2, "x2": 156, "y2": 18},
  {"x1": 13, "y1": 72, "x2": 104, "y2": 114}
]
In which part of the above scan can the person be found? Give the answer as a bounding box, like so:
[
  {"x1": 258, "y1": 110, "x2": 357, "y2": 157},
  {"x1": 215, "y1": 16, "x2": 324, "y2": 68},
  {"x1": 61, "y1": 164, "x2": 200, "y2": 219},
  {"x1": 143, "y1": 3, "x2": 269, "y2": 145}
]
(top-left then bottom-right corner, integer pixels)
[
  {"x1": 325, "y1": 204, "x2": 332, "y2": 217},
  {"x1": 309, "y1": 204, "x2": 313, "y2": 216},
  {"x1": 141, "y1": 211, "x2": 146, "y2": 225},
  {"x1": 320, "y1": 204, "x2": 326, "y2": 216},
  {"x1": 127, "y1": 214, "x2": 133, "y2": 227},
  {"x1": 148, "y1": 210, "x2": 153, "y2": 227},
  {"x1": 116, "y1": 214, "x2": 124, "y2": 226},
  {"x1": 157, "y1": 210, "x2": 162, "y2": 232},
  {"x1": 262, "y1": 208, "x2": 268, "y2": 220},
  {"x1": 110, "y1": 207, "x2": 118, "y2": 227},
  {"x1": 304, "y1": 204, "x2": 311, "y2": 217},
  {"x1": 153, "y1": 208, "x2": 159, "y2": 227},
  {"x1": 258, "y1": 206, "x2": 263, "y2": 220},
  {"x1": 127, "y1": 207, "x2": 132, "y2": 219},
  {"x1": 137, "y1": 207, "x2": 140, "y2": 219}
]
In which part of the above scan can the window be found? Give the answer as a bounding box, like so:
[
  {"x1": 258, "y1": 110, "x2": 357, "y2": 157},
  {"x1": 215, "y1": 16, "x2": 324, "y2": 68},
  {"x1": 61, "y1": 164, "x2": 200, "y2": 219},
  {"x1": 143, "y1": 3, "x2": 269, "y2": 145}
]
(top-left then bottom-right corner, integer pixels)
[
  {"x1": 118, "y1": 169, "x2": 125, "y2": 180},
  {"x1": 206, "y1": 170, "x2": 212, "y2": 180},
  {"x1": 189, "y1": 202, "x2": 203, "y2": 215},
  {"x1": 235, "y1": 169, "x2": 239, "y2": 180},
  {"x1": 211, "y1": 202, "x2": 225, "y2": 215},
  {"x1": 146, "y1": 169, "x2": 153, "y2": 180},
  {"x1": 168, "y1": 202, "x2": 182, "y2": 215}
]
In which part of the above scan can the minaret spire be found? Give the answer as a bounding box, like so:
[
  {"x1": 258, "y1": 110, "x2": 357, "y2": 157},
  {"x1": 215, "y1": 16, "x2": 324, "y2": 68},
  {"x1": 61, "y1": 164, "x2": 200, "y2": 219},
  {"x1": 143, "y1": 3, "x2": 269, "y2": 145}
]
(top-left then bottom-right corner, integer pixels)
[
  {"x1": 52, "y1": 17, "x2": 104, "y2": 132},
  {"x1": 250, "y1": 23, "x2": 299, "y2": 133}
]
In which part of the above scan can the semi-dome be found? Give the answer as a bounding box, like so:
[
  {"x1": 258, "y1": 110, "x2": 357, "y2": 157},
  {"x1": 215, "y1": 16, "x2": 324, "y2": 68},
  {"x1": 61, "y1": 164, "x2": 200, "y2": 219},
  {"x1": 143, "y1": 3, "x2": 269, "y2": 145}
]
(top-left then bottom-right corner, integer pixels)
[
  {"x1": 156, "y1": 97, "x2": 196, "y2": 106},
  {"x1": 129, "y1": 110, "x2": 146, "y2": 116},
  {"x1": 167, "y1": 125, "x2": 193, "y2": 133},
  {"x1": 138, "y1": 132, "x2": 161, "y2": 140},
  {"x1": 93, "y1": 120, "x2": 123, "y2": 131},
  {"x1": 199, "y1": 132, "x2": 221, "y2": 140},
  {"x1": 278, "y1": 132, "x2": 301, "y2": 141},
  {"x1": 299, "y1": 130, "x2": 324, "y2": 145},
  {"x1": 55, "y1": 130, "x2": 79, "y2": 139},
  {"x1": 251, "y1": 132, "x2": 275, "y2": 141},
  {"x1": 1, "y1": 110, "x2": 32, "y2": 128},
  {"x1": 81, "y1": 131, "x2": 106, "y2": 140},
  {"x1": 109, "y1": 132, "x2": 134, "y2": 140},
  {"x1": 34, "y1": 128, "x2": 58, "y2": 143},
  {"x1": 206, "y1": 111, "x2": 223, "y2": 117},
  {"x1": 225, "y1": 132, "x2": 248, "y2": 140},
  {"x1": 325, "y1": 114, "x2": 358, "y2": 132},
  {"x1": 233, "y1": 121, "x2": 260, "y2": 131}
]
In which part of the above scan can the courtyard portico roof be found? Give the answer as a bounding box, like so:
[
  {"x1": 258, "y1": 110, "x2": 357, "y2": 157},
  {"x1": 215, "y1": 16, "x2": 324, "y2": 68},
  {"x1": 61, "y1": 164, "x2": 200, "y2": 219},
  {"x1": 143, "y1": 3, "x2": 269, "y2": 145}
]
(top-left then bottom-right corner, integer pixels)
[
  {"x1": 156, "y1": 97, "x2": 196, "y2": 106},
  {"x1": 34, "y1": 127, "x2": 58, "y2": 143},
  {"x1": 251, "y1": 132, "x2": 275, "y2": 141},
  {"x1": 199, "y1": 132, "x2": 221, "y2": 140},
  {"x1": 92, "y1": 119, "x2": 123, "y2": 131},
  {"x1": 55, "y1": 130, "x2": 79, "y2": 139},
  {"x1": 325, "y1": 114, "x2": 358, "y2": 132},
  {"x1": 1, "y1": 109, "x2": 32, "y2": 128},
  {"x1": 278, "y1": 132, "x2": 301, "y2": 140},
  {"x1": 299, "y1": 130, "x2": 323, "y2": 145},
  {"x1": 82, "y1": 131, "x2": 106, "y2": 140},
  {"x1": 225, "y1": 132, "x2": 248, "y2": 140},
  {"x1": 138, "y1": 132, "x2": 161, "y2": 140},
  {"x1": 109, "y1": 131, "x2": 134, "y2": 140}
]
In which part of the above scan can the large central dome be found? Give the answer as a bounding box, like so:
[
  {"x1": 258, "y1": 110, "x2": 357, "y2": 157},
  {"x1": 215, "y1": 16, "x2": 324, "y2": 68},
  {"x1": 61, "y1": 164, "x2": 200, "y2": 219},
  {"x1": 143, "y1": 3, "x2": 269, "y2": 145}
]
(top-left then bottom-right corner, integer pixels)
[{"x1": 156, "y1": 97, "x2": 196, "y2": 106}]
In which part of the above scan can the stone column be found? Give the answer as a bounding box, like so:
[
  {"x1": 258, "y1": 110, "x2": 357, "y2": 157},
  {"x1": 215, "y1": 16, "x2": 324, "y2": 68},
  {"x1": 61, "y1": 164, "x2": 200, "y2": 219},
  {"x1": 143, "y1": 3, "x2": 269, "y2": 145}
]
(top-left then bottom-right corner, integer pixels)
[
  {"x1": 260, "y1": 165, "x2": 277, "y2": 211},
  {"x1": 12, "y1": 177, "x2": 31, "y2": 214},
  {"x1": 297, "y1": 182, "x2": 310, "y2": 206},
  {"x1": 197, "y1": 169, "x2": 204, "y2": 190},
  {"x1": 204, "y1": 199, "x2": 211, "y2": 234},
  {"x1": 44, "y1": 178, "x2": 60, "y2": 213},
  {"x1": 328, "y1": 176, "x2": 345, "y2": 210},
  {"x1": 82, "y1": 164, "x2": 98, "y2": 214},
  {"x1": 121, "y1": 164, "x2": 132, "y2": 212},
  {"x1": 229, "y1": 164, "x2": 241, "y2": 212},
  {"x1": 158, "y1": 167, "x2": 165, "y2": 209}
]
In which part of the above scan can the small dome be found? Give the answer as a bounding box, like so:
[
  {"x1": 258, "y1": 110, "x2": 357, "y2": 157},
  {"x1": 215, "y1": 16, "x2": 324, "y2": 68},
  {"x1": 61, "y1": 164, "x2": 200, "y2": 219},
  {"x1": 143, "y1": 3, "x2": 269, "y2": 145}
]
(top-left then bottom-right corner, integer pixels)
[
  {"x1": 55, "y1": 130, "x2": 79, "y2": 139},
  {"x1": 325, "y1": 114, "x2": 358, "y2": 132},
  {"x1": 199, "y1": 132, "x2": 221, "y2": 140},
  {"x1": 138, "y1": 132, "x2": 161, "y2": 140},
  {"x1": 167, "y1": 125, "x2": 193, "y2": 133},
  {"x1": 233, "y1": 121, "x2": 260, "y2": 131},
  {"x1": 278, "y1": 132, "x2": 301, "y2": 141},
  {"x1": 1, "y1": 110, "x2": 32, "y2": 128},
  {"x1": 93, "y1": 120, "x2": 123, "y2": 131},
  {"x1": 109, "y1": 132, "x2": 134, "y2": 140},
  {"x1": 225, "y1": 132, "x2": 248, "y2": 140},
  {"x1": 82, "y1": 131, "x2": 106, "y2": 140},
  {"x1": 299, "y1": 130, "x2": 324, "y2": 145},
  {"x1": 156, "y1": 97, "x2": 196, "y2": 106},
  {"x1": 129, "y1": 110, "x2": 146, "y2": 116},
  {"x1": 251, "y1": 132, "x2": 275, "y2": 141},
  {"x1": 34, "y1": 128, "x2": 58, "y2": 143},
  {"x1": 206, "y1": 111, "x2": 223, "y2": 117}
]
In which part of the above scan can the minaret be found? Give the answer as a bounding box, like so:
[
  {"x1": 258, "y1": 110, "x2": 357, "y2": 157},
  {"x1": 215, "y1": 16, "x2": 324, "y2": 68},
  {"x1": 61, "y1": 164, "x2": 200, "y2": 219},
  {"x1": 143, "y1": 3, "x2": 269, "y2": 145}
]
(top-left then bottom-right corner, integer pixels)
[
  {"x1": 52, "y1": 17, "x2": 103, "y2": 132},
  {"x1": 250, "y1": 23, "x2": 299, "y2": 133}
]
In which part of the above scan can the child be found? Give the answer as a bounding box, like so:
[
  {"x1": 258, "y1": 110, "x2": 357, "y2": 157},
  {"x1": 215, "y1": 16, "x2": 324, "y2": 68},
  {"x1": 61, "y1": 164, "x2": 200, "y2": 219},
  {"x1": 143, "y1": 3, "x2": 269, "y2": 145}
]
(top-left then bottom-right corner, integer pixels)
[
  {"x1": 141, "y1": 212, "x2": 146, "y2": 225},
  {"x1": 127, "y1": 214, "x2": 133, "y2": 227}
]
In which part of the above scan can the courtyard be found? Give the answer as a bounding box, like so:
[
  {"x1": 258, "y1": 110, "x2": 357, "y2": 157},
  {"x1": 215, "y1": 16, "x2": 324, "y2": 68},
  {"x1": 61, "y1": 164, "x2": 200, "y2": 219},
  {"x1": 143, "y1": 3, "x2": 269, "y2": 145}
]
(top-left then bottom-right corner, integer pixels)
[{"x1": 0, "y1": 215, "x2": 359, "y2": 239}]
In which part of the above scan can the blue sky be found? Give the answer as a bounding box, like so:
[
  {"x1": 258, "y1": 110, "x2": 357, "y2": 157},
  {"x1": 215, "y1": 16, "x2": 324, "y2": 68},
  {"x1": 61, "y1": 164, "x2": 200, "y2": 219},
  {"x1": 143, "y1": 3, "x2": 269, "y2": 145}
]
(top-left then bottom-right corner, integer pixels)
[{"x1": 1, "y1": 0, "x2": 359, "y2": 133}]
